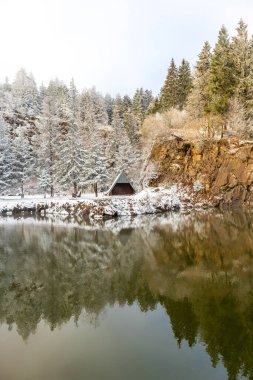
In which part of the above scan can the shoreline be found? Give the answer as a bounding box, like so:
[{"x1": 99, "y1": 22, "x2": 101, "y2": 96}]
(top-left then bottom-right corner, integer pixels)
[{"x1": 0, "y1": 187, "x2": 182, "y2": 219}]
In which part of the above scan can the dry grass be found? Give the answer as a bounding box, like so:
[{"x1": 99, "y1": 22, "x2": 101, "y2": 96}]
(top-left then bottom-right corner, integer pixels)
[{"x1": 141, "y1": 111, "x2": 228, "y2": 142}]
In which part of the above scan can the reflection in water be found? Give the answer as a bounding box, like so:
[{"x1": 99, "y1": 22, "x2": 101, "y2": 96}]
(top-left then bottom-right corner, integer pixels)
[{"x1": 0, "y1": 211, "x2": 253, "y2": 379}]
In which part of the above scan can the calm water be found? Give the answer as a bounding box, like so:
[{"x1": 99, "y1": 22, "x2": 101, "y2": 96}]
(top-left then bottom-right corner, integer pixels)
[{"x1": 0, "y1": 211, "x2": 253, "y2": 380}]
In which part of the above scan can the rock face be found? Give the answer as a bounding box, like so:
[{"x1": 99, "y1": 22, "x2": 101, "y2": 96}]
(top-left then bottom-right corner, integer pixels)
[{"x1": 149, "y1": 137, "x2": 253, "y2": 206}]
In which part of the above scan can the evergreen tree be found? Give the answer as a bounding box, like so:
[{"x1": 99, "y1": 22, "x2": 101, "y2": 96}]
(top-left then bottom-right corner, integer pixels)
[
  {"x1": 54, "y1": 119, "x2": 88, "y2": 195},
  {"x1": 231, "y1": 19, "x2": 253, "y2": 116},
  {"x1": 0, "y1": 117, "x2": 13, "y2": 193},
  {"x1": 132, "y1": 88, "x2": 144, "y2": 125},
  {"x1": 80, "y1": 87, "x2": 108, "y2": 139},
  {"x1": 132, "y1": 88, "x2": 152, "y2": 125},
  {"x1": 104, "y1": 94, "x2": 114, "y2": 125},
  {"x1": 122, "y1": 95, "x2": 132, "y2": 113},
  {"x1": 113, "y1": 94, "x2": 124, "y2": 120},
  {"x1": 54, "y1": 81, "x2": 88, "y2": 195},
  {"x1": 123, "y1": 108, "x2": 138, "y2": 144},
  {"x1": 160, "y1": 58, "x2": 178, "y2": 111},
  {"x1": 12, "y1": 126, "x2": 34, "y2": 198},
  {"x1": 38, "y1": 83, "x2": 46, "y2": 113},
  {"x1": 142, "y1": 89, "x2": 153, "y2": 113},
  {"x1": 177, "y1": 59, "x2": 192, "y2": 110},
  {"x1": 86, "y1": 127, "x2": 110, "y2": 195},
  {"x1": 80, "y1": 89, "x2": 96, "y2": 135},
  {"x1": 89, "y1": 87, "x2": 108, "y2": 126},
  {"x1": 111, "y1": 99, "x2": 142, "y2": 185},
  {"x1": 187, "y1": 41, "x2": 212, "y2": 118},
  {"x1": 147, "y1": 96, "x2": 161, "y2": 114},
  {"x1": 12, "y1": 68, "x2": 39, "y2": 117},
  {"x1": 209, "y1": 26, "x2": 237, "y2": 115},
  {"x1": 34, "y1": 80, "x2": 67, "y2": 196}
]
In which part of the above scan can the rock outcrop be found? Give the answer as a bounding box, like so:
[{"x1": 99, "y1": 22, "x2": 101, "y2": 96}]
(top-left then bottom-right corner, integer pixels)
[{"x1": 149, "y1": 137, "x2": 253, "y2": 206}]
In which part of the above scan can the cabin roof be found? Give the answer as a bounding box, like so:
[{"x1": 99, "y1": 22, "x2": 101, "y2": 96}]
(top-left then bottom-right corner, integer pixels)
[{"x1": 107, "y1": 171, "x2": 135, "y2": 194}]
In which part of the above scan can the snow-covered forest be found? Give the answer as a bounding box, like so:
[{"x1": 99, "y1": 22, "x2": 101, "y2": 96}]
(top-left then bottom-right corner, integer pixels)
[
  {"x1": 0, "y1": 70, "x2": 154, "y2": 196},
  {"x1": 1, "y1": 19, "x2": 253, "y2": 198}
]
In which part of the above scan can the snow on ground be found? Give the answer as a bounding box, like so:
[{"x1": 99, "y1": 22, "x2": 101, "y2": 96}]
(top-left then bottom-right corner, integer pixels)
[{"x1": 0, "y1": 187, "x2": 182, "y2": 218}]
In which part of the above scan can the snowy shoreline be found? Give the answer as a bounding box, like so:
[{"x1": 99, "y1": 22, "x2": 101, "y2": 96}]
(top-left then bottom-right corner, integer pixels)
[{"x1": 0, "y1": 187, "x2": 182, "y2": 219}]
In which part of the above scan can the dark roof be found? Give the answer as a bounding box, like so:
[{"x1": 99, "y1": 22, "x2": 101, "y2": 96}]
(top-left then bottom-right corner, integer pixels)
[{"x1": 107, "y1": 171, "x2": 134, "y2": 194}]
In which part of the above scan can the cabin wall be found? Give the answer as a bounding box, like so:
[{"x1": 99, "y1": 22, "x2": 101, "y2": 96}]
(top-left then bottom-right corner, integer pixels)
[{"x1": 110, "y1": 183, "x2": 135, "y2": 196}]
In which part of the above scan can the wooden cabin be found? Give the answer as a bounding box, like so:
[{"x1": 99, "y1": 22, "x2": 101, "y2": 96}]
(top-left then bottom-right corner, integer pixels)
[{"x1": 107, "y1": 171, "x2": 135, "y2": 196}]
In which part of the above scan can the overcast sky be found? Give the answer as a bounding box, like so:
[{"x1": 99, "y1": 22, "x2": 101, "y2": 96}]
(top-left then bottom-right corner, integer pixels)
[{"x1": 0, "y1": 0, "x2": 253, "y2": 96}]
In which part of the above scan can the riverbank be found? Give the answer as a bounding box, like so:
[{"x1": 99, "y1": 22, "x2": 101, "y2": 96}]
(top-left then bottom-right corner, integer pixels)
[{"x1": 0, "y1": 187, "x2": 185, "y2": 218}]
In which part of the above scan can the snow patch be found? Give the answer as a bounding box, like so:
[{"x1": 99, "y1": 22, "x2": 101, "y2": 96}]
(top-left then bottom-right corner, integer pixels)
[{"x1": 0, "y1": 187, "x2": 181, "y2": 218}]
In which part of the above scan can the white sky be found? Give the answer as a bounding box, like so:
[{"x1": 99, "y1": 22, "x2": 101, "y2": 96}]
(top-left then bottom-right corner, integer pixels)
[{"x1": 0, "y1": 0, "x2": 253, "y2": 96}]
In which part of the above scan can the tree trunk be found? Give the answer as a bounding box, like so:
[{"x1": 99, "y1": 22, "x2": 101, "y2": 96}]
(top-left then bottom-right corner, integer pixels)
[
  {"x1": 50, "y1": 185, "x2": 54, "y2": 197},
  {"x1": 93, "y1": 182, "x2": 98, "y2": 197},
  {"x1": 73, "y1": 181, "x2": 78, "y2": 196},
  {"x1": 21, "y1": 181, "x2": 24, "y2": 198},
  {"x1": 221, "y1": 124, "x2": 224, "y2": 139}
]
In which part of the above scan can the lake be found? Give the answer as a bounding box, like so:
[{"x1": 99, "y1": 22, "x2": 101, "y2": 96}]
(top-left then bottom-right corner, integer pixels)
[{"x1": 0, "y1": 211, "x2": 252, "y2": 380}]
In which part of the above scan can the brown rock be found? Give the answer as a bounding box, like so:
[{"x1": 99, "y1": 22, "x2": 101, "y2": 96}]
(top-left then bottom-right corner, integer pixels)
[{"x1": 150, "y1": 137, "x2": 253, "y2": 206}]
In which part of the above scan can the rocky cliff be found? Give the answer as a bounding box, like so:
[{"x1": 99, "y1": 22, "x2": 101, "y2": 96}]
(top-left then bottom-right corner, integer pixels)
[{"x1": 149, "y1": 137, "x2": 253, "y2": 206}]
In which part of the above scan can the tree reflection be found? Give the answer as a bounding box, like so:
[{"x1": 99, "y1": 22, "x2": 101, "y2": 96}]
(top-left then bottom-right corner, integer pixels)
[{"x1": 1, "y1": 211, "x2": 253, "y2": 378}]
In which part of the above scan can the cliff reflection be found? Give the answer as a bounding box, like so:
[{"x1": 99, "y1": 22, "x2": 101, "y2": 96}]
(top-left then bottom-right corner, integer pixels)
[{"x1": 1, "y1": 211, "x2": 253, "y2": 379}]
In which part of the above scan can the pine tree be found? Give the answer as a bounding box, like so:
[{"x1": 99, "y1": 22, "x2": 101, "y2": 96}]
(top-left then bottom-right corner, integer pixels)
[
  {"x1": 54, "y1": 81, "x2": 88, "y2": 195},
  {"x1": 12, "y1": 126, "x2": 35, "y2": 198},
  {"x1": 187, "y1": 41, "x2": 212, "y2": 118},
  {"x1": 209, "y1": 26, "x2": 237, "y2": 115},
  {"x1": 132, "y1": 88, "x2": 144, "y2": 126},
  {"x1": 38, "y1": 83, "x2": 46, "y2": 113},
  {"x1": 33, "y1": 80, "x2": 71, "y2": 196},
  {"x1": 12, "y1": 68, "x2": 39, "y2": 117},
  {"x1": 80, "y1": 89, "x2": 96, "y2": 135},
  {"x1": 80, "y1": 87, "x2": 108, "y2": 142},
  {"x1": 0, "y1": 117, "x2": 13, "y2": 193},
  {"x1": 113, "y1": 95, "x2": 125, "y2": 120},
  {"x1": 111, "y1": 98, "x2": 142, "y2": 186},
  {"x1": 122, "y1": 95, "x2": 132, "y2": 113},
  {"x1": 231, "y1": 19, "x2": 253, "y2": 116},
  {"x1": 54, "y1": 119, "x2": 88, "y2": 195},
  {"x1": 142, "y1": 89, "x2": 153, "y2": 113},
  {"x1": 177, "y1": 59, "x2": 192, "y2": 110},
  {"x1": 147, "y1": 97, "x2": 161, "y2": 114},
  {"x1": 86, "y1": 127, "x2": 110, "y2": 195},
  {"x1": 123, "y1": 108, "x2": 138, "y2": 144},
  {"x1": 104, "y1": 94, "x2": 114, "y2": 125},
  {"x1": 160, "y1": 58, "x2": 178, "y2": 111},
  {"x1": 132, "y1": 88, "x2": 152, "y2": 125}
]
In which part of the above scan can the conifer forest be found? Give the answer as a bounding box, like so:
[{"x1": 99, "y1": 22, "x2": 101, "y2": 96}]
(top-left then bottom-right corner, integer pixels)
[{"x1": 0, "y1": 19, "x2": 252, "y2": 196}]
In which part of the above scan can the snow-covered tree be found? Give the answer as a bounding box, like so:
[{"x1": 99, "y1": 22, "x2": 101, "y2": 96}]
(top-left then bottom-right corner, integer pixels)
[
  {"x1": 12, "y1": 126, "x2": 35, "y2": 197},
  {"x1": 80, "y1": 87, "x2": 108, "y2": 138},
  {"x1": 86, "y1": 127, "x2": 110, "y2": 195},
  {"x1": 54, "y1": 80, "x2": 89, "y2": 195},
  {"x1": 12, "y1": 68, "x2": 39, "y2": 116},
  {"x1": 55, "y1": 124, "x2": 89, "y2": 195},
  {"x1": 104, "y1": 94, "x2": 114, "y2": 125},
  {"x1": 33, "y1": 80, "x2": 68, "y2": 196},
  {"x1": 0, "y1": 117, "x2": 13, "y2": 193}
]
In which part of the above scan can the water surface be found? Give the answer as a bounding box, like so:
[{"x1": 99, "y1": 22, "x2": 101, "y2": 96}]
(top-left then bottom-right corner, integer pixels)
[{"x1": 0, "y1": 211, "x2": 252, "y2": 380}]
